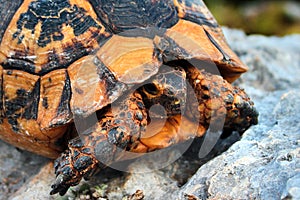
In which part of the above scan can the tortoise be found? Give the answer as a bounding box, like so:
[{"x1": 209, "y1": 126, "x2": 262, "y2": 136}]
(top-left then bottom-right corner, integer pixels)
[{"x1": 0, "y1": 0, "x2": 258, "y2": 195}]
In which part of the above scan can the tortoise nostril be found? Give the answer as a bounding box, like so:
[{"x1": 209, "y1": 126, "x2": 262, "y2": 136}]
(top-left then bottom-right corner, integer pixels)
[{"x1": 143, "y1": 83, "x2": 159, "y2": 95}]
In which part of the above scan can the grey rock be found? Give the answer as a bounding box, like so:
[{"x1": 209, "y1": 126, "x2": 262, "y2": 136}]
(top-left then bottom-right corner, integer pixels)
[
  {"x1": 284, "y1": 174, "x2": 300, "y2": 200},
  {"x1": 223, "y1": 28, "x2": 300, "y2": 92},
  {"x1": 9, "y1": 163, "x2": 57, "y2": 200},
  {"x1": 1, "y1": 29, "x2": 300, "y2": 200},
  {"x1": 0, "y1": 141, "x2": 48, "y2": 200}
]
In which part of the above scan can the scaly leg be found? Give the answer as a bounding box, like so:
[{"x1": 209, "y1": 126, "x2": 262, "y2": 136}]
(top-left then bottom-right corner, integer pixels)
[{"x1": 50, "y1": 91, "x2": 148, "y2": 195}]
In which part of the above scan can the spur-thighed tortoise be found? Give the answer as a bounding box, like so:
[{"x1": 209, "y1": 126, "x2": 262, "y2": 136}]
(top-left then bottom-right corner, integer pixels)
[{"x1": 0, "y1": 0, "x2": 258, "y2": 195}]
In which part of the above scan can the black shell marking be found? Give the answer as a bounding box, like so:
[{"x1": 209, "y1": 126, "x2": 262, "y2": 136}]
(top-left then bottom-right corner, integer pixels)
[
  {"x1": 89, "y1": 0, "x2": 179, "y2": 33},
  {"x1": 13, "y1": 0, "x2": 102, "y2": 47}
]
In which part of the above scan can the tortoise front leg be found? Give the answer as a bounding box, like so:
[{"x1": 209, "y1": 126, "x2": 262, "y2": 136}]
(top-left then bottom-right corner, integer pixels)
[{"x1": 50, "y1": 91, "x2": 148, "y2": 195}]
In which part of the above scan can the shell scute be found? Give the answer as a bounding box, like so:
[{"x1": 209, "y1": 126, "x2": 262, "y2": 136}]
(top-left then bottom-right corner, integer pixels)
[
  {"x1": 38, "y1": 69, "x2": 72, "y2": 129},
  {"x1": 167, "y1": 0, "x2": 248, "y2": 82},
  {"x1": 0, "y1": 0, "x2": 111, "y2": 75}
]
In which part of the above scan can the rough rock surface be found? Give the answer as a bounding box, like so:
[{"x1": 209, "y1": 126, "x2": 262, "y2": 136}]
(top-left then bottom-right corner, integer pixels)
[{"x1": 0, "y1": 29, "x2": 299, "y2": 200}]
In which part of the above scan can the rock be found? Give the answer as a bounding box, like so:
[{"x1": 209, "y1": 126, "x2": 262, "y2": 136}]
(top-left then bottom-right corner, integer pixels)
[
  {"x1": 223, "y1": 28, "x2": 300, "y2": 92},
  {"x1": 1, "y1": 29, "x2": 300, "y2": 200},
  {"x1": 9, "y1": 163, "x2": 57, "y2": 200},
  {"x1": 0, "y1": 142, "x2": 48, "y2": 200},
  {"x1": 284, "y1": 174, "x2": 300, "y2": 200}
]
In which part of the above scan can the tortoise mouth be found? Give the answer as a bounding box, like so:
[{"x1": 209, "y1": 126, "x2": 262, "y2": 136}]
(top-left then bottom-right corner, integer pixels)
[{"x1": 225, "y1": 100, "x2": 259, "y2": 133}]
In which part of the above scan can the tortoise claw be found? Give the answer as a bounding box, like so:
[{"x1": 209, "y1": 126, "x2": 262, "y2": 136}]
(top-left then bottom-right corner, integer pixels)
[
  {"x1": 50, "y1": 149, "x2": 83, "y2": 195},
  {"x1": 50, "y1": 140, "x2": 100, "y2": 195},
  {"x1": 50, "y1": 174, "x2": 72, "y2": 195}
]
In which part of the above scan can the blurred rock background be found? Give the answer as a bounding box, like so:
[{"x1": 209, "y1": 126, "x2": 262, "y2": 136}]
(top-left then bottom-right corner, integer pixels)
[{"x1": 205, "y1": 0, "x2": 300, "y2": 35}]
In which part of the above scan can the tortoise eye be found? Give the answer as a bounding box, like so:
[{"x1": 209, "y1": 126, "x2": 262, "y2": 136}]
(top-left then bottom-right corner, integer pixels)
[{"x1": 143, "y1": 83, "x2": 159, "y2": 95}]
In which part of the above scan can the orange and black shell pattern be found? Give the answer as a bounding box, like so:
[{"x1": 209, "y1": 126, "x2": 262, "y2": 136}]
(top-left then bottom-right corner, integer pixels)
[
  {"x1": 0, "y1": 0, "x2": 249, "y2": 158},
  {"x1": 0, "y1": 0, "x2": 258, "y2": 196}
]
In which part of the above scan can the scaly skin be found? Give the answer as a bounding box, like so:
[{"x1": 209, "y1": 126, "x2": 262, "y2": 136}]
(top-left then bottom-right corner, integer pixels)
[
  {"x1": 51, "y1": 91, "x2": 148, "y2": 195},
  {"x1": 185, "y1": 65, "x2": 258, "y2": 134},
  {"x1": 51, "y1": 68, "x2": 258, "y2": 195}
]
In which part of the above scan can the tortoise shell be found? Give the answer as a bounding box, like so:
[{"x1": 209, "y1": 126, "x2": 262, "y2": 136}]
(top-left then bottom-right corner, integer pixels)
[{"x1": 0, "y1": 0, "x2": 247, "y2": 158}]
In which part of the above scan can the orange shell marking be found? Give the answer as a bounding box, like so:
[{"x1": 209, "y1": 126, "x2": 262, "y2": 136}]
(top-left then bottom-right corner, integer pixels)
[{"x1": 0, "y1": 0, "x2": 110, "y2": 74}]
